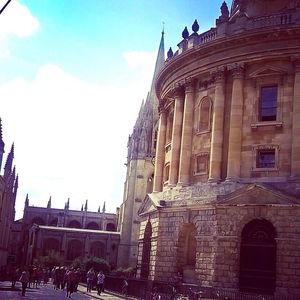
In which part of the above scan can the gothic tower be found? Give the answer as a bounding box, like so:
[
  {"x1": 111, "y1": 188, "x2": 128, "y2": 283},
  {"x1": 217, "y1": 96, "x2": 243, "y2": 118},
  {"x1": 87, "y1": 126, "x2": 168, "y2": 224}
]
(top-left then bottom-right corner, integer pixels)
[{"x1": 117, "y1": 31, "x2": 165, "y2": 268}]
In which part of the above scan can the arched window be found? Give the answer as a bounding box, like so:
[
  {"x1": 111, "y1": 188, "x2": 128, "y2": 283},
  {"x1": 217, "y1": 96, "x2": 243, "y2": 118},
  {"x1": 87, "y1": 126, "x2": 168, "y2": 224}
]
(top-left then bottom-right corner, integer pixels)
[
  {"x1": 67, "y1": 239, "x2": 83, "y2": 261},
  {"x1": 106, "y1": 223, "x2": 116, "y2": 231},
  {"x1": 31, "y1": 217, "x2": 45, "y2": 225},
  {"x1": 43, "y1": 238, "x2": 60, "y2": 255},
  {"x1": 177, "y1": 223, "x2": 197, "y2": 273},
  {"x1": 67, "y1": 220, "x2": 82, "y2": 228},
  {"x1": 239, "y1": 219, "x2": 277, "y2": 294},
  {"x1": 49, "y1": 218, "x2": 58, "y2": 226},
  {"x1": 86, "y1": 222, "x2": 99, "y2": 230},
  {"x1": 141, "y1": 221, "x2": 152, "y2": 279},
  {"x1": 90, "y1": 241, "x2": 105, "y2": 258},
  {"x1": 196, "y1": 97, "x2": 212, "y2": 132}
]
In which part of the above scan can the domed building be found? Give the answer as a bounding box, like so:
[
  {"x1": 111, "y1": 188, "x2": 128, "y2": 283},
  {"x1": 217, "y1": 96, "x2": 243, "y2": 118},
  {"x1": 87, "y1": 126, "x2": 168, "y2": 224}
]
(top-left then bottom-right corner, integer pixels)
[{"x1": 136, "y1": 0, "x2": 300, "y2": 297}]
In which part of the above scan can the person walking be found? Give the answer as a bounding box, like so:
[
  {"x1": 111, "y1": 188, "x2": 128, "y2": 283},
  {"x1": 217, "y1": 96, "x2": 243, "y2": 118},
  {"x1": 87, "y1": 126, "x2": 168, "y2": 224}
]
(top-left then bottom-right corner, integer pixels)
[
  {"x1": 96, "y1": 270, "x2": 105, "y2": 295},
  {"x1": 86, "y1": 268, "x2": 95, "y2": 292},
  {"x1": 19, "y1": 268, "x2": 30, "y2": 296}
]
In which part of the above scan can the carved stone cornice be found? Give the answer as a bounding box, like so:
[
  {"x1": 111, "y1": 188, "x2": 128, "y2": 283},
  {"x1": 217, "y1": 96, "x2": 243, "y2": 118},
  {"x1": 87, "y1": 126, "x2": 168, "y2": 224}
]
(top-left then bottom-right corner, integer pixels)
[
  {"x1": 211, "y1": 66, "x2": 226, "y2": 84},
  {"x1": 198, "y1": 76, "x2": 215, "y2": 90},
  {"x1": 184, "y1": 77, "x2": 195, "y2": 93},
  {"x1": 169, "y1": 82, "x2": 184, "y2": 99},
  {"x1": 291, "y1": 55, "x2": 300, "y2": 73},
  {"x1": 228, "y1": 63, "x2": 245, "y2": 79}
]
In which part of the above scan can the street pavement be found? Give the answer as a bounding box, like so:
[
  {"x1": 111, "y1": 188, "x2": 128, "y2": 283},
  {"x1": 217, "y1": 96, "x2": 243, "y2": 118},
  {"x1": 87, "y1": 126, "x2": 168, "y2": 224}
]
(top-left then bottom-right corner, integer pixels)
[{"x1": 0, "y1": 281, "x2": 135, "y2": 300}]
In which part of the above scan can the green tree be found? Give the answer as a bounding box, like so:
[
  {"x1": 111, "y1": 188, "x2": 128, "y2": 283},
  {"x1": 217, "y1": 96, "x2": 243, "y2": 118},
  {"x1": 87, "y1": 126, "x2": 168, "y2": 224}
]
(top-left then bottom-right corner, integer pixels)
[
  {"x1": 33, "y1": 250, "x2": 64, "y2": 268},
  {"x1": 72, "y1": 256, "x2": 110, "y2": 273}
]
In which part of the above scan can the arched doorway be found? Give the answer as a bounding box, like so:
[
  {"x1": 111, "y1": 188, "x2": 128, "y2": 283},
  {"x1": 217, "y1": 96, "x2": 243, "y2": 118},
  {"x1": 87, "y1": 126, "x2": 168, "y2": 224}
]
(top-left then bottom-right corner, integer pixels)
[
  {"x1": 140, "y1": 221, "x2": 152, "y2": 279},
  {"x1": 239, "y1": 219, "x2": 277, "y2": 294},
  {"x1": 67, "y1": 239, "x2": 83, "y2": 260},
  {"x1": 43, "y1": 238, "x2": 60, "y2": 255},
  {"x1": 86, "y1": 222, "x2": 99, "y2": 230},
  {"x1": 90, "y1": 241, "x2": 105, "y2": 258},
  {"x1": 177, "y1": 223, "x2": 197, "y2": 273}
]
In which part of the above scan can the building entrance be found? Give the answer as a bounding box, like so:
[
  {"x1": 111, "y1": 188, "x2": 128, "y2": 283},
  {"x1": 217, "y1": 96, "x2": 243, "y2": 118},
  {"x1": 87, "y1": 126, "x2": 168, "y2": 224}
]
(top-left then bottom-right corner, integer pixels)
[{"x1": 239, "y1": 219, "x2": 276, "y2": 294}]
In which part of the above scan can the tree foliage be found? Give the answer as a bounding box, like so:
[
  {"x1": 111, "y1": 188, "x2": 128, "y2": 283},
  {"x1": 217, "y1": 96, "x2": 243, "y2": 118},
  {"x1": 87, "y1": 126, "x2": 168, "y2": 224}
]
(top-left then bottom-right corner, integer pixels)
[
  {"x1": 71, "y1": 256, "x2": 110, "y2": 273},
  {"x1": 33, "y1": 250, "x2": 64, "y2": 268}
]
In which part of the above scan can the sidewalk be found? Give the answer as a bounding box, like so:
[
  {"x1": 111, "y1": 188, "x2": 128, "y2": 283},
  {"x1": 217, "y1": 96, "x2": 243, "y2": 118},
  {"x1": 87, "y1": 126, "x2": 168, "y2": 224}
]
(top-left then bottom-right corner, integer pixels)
[{"x1": 77, "y1": 283, "x2": 138, "y2": 300}]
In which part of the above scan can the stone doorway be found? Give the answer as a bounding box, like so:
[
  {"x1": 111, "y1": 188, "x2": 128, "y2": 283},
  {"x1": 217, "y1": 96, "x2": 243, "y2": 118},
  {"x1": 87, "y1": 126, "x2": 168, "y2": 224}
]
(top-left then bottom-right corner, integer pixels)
[
  {"x1": 239, "y1": 219, "x2": 277, "y2": 294},
  {"x1": 177, "y1": 223, "x2": 197, "y2": 283}
]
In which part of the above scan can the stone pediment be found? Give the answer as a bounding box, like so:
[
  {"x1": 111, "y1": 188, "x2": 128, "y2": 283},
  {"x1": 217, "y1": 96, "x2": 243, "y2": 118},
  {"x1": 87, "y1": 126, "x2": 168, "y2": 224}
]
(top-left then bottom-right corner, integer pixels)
[
  {"x1": 217, "y1": 184, "x2": 300, "y2": 206},
  {"x1": 249, "y1": 65, "x2": 287, "y2": 78},
  {"x1": 138, "y1": 192, "x2": 163, "y2": 216}
]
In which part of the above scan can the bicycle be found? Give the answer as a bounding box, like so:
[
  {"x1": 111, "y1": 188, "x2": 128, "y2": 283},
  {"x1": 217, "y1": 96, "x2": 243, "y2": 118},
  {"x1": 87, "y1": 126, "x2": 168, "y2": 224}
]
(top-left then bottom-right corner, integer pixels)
[{"x1": 188, "y1": 287, "x2": 203, "y2": 300}]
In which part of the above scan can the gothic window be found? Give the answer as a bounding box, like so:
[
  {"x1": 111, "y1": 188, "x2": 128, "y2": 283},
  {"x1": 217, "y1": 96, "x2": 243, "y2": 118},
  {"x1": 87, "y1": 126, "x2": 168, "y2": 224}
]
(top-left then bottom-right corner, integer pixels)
[
  {"x1": 259, "y1": 86, "x2": 278, "y2": 121},
  {"x1": 86, "y1": 222, "x2": 99, "y2": 230},
  {"x1": 67, "y1": 239, "x2": 83, "y2": 260},
  {"x1": 67, "y1": 220, "x2": 82, "y2": 228},
  {"x1": 194, "y1": 153, "x2": 209, "y2": 175},
  {"x1": 196, "y1": 97, "x2": 212, "y2": 133},
  {"x1": 239, "y1": 219, "x2": 276, "y2": 294},
  {"x1": 90, "y1": 241, "x2": 105, "y2": 258},
  {"x1": 49, "y1": 218, "x2": 58, "y2": 226},
  {"x1": 106, "y1": 223, "x2": 116, "y2": 231},
  {"x1": 31, "y1": 217, "x2": 45, "y2": 225}
]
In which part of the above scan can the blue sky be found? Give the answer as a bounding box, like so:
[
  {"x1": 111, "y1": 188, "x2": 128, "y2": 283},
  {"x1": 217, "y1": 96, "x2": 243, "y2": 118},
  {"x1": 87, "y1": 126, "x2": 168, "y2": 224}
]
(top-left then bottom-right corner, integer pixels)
[{"x1": 0, "y1": 0, "x2": 232, "y2": 220}]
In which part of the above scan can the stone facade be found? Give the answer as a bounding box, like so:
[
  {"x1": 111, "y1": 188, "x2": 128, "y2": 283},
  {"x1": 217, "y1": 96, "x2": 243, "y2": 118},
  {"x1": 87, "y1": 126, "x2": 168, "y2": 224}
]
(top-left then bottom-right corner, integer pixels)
[
  {"x1": 20, "y1": 198, "x2": 119, "y2": 267},
  {"x1": 136, "y1": 1, "x2": 300, "y2": 298},
  {"x1": 0, "y1": 119, "x2": 18, "y2": 267}
]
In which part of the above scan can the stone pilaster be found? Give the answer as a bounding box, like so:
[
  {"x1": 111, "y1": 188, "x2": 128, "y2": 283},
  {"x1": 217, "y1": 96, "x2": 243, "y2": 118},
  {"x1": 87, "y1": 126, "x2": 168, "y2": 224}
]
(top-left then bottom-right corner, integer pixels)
[
  {"x1": 226, "y1": 64, "x2": 244, "y2": 181},
  {"x1": 209, "y1": 68, "x2": 226, "y2": 182},
  {"x1": 153, "y1": 103, "x2": 167, "y2": 192},
  {"x1": 291, "y1": 59, "x2": 300, "y2": 178},
  {"x1": 178, "y1": 78, "x2": 195, "y2": 186},
  {"x1": 169, "y1": 86, "x2": 184, "y2": 185}
]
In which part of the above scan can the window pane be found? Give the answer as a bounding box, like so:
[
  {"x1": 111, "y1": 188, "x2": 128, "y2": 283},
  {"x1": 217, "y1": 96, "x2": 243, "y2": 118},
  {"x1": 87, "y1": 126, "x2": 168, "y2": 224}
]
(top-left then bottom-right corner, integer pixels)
[
  {"x1": 257, "y1": 150, "x2": 275, "y2": 168},
  {"x1": 260, "y1": 86, "x2": 277, "y2": 121}
]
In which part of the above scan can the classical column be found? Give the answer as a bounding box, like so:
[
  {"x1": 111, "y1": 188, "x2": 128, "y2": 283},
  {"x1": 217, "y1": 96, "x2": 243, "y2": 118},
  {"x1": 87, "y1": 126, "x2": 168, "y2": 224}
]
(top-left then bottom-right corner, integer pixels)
[
  {"x1": 153, "y1": 103, "x2": 167, "y2": 192},
  {"x1": 169, "y1": 87, "x2": 184, "y2": 185},
  {"x1": 291, "y1": 59, "x2": 300, "y2": 178},
  {"x1": 226, "y1": 64, "x2": 244, "y2": 181},
  {"x1": 209, "y1": 68, "x2": 226, "y2": 182},
  {"x1": 178, "y1": 78, "x2": 195, "y2": 185}
]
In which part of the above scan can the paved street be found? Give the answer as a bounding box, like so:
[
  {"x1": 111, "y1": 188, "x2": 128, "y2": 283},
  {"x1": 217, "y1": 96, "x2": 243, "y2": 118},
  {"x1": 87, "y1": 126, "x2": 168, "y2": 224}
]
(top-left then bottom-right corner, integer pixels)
[{"x1": 0, "y1": 281, "x2": 133, "y2": 300}]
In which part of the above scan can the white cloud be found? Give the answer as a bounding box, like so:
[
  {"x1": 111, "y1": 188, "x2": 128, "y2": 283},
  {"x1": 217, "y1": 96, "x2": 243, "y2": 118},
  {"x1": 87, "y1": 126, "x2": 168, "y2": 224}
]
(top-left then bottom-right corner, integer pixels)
[
  {"x1": 0, "y1": 0, "x2": 39, "y2": 59},
  {"x1": 123, "y1": 50, "x2": 156, "y2": 82},
  {"x1": 0, "y1": 60, "x2": 154, "y2": 219}
]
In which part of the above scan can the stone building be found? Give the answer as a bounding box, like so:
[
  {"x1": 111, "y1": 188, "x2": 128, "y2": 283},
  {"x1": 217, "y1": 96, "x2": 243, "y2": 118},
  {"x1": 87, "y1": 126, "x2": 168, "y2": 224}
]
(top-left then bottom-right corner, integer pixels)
[
  {"x1": 135, "y1": 0, "x2": 300, "y2": 297},
  {"x1": 0, "y1": 119, "x2": 18, "y2": 267},
  {"x1": 20, "y1": 197, "x2": 119, "y2": 267},
  {"x1": 117, "y1": 32, "x2": 165, "y2": 268}
]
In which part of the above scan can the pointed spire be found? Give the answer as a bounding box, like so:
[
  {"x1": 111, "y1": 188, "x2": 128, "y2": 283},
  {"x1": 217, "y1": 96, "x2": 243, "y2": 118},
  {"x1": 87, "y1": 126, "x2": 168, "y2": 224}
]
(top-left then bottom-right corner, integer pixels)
[
  {"x1": 102, "y1": 201, "x2": 106, "y2": 213},
  {"x1": 4, "y1": 143, "x2": 14, "y2": 180},
  {"x1": 25, "y1": 194, "x2": 29, "y2": 208},
  {"x1": 98, "y1": 206, "x2": 100, "y2": 213},
  {"x1": 167, "y1": 47, "x2": 173, "y2": 60},
  {"x1": 0, "y1": 118, "x2": 4, "y2": 172},
  {"x1": 66, "y1": 198, "x2": 70, "y2": 209},
  {"x1": 81, "y1": 204, "x2": 83, "y2": 211},
  {"x1": 47, "y1": 196, "x2": 52, "y2": 209},
  {"x1": 84, "y1": 199, "x2": 88, "y2": 211}
]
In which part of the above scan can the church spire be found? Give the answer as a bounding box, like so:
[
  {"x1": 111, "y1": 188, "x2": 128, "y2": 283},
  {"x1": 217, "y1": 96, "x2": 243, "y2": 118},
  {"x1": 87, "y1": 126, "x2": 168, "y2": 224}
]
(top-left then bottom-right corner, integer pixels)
[
  {"x1": 102, "y1": 201, "x2": 106, "y2": 213},
  {"x1": 47, "y1": 196, "x2": 52, "y2": 209},
  {"x1": 84, "y1": 199, "x2": 88, "y2": 211},
  {"x1": 4, "y1": 143, "x2": 14, "y2": 180},
  {"x1": 0, "y1": 118, "x2": 4, "y2": 172}
]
